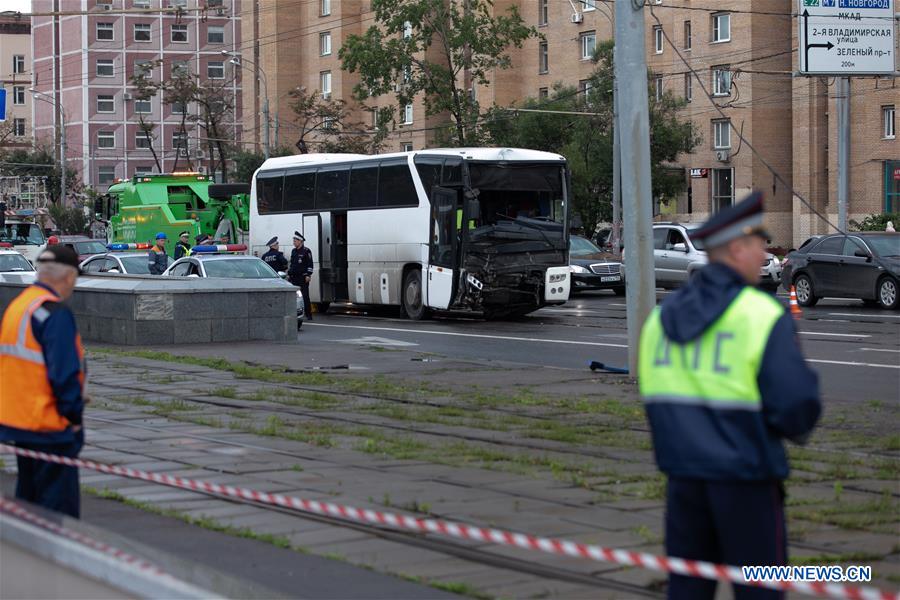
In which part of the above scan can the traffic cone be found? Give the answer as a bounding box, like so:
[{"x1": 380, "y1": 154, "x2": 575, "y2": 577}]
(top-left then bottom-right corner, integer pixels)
[{"x1": 789, "y1": 285, "x2": 803, "y2": 320}]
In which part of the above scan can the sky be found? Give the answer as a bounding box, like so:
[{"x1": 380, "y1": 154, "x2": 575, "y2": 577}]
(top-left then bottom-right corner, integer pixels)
[{"x1": 4, "y1": 0, "x2": 31, "y2": 14}]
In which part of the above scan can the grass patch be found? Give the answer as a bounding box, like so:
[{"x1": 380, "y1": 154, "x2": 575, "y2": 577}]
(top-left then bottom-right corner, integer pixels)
[
  {"x1": 790, "y1": 551, "x2": 888, "y2": 566},
  {"x1": 210, "y1": 386, "x2": 238, "y2": 399}
]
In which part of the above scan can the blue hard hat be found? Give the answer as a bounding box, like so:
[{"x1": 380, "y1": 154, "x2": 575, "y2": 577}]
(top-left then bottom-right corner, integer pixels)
[{"x1": 156, "y1": 232, "x2": 168, "y2": 240}]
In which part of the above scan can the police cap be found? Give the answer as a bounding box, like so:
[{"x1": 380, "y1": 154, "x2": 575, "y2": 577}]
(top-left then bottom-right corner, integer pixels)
[
  {"x1": 266, "y1": 236, "x2": 279, "y2": 247},
  {"x1": 293, "y1": 231, "x2": 305, "y2": 242},
  {"x1": 689, "y1": 190, "x2": 770, "y2": 249}
]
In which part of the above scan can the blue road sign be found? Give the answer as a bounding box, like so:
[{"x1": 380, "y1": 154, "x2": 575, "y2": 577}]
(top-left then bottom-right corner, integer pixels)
[{"x1": 0, "y1": 89, "x2": 7, "y2": 122}]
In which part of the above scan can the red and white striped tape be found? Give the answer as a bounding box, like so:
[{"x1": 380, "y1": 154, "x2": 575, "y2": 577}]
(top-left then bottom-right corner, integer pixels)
[{"x1": 2, "y1": 443, "x2": 896, "y2": 600}]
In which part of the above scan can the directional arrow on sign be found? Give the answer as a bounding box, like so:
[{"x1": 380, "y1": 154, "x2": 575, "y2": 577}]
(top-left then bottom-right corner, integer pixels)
[{"x1": 802, "y1": 9, "x2": 835, "y2": 71}]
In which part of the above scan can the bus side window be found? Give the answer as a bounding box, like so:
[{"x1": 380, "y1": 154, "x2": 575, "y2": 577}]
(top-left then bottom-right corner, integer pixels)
[
  {"x1": 414, "y1": 159, "x2": 442, "y2": 202},
  {"x1": 349, "y1": 164, "x2": 378, "y2": 209},
  {"x1": 378, "y1": 162, "x2": 418, "y2": 208},
  {"x1": 284, "y1": 170, "x2": 316, "y2": 212},
  {"x1": 442, "y1": 159, "x2": 462, "y2": 186}
]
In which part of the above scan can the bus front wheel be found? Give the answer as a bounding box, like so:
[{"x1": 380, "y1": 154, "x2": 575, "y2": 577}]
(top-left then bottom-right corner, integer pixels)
[{"x1": 402, "y1": 269, "x2": 429, "y2": 320}]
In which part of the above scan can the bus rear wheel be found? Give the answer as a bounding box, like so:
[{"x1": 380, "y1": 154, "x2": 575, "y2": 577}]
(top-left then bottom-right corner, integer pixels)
[{"x1": 402, "y1": 269, "x2": 429, "y2": 320}]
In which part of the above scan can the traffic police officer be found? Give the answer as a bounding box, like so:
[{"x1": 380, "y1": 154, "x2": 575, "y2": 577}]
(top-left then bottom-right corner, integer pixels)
[
  {"x1": 261, "y1": 236, "x2": 288, "y2": 273},
  {"x1": 0, "y1": 246, "x2": 87, "y2": 518},
  {"x1": 638, "y1": 191, "x2": 821, "y2": 600},
  {"x1": 289, "y1": 231, "x2": 314, "y2": 319},
  {"x1": 148, "y1": 232, "x2": 168, "y2": 275},
  {"x1": 173, "y1": 231, "x2": 192, "y2": 260}
]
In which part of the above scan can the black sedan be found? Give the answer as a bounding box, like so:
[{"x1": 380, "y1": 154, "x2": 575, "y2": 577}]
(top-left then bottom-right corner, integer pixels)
[
  {"x1": 569, "y1": 235, "x2": 625, "y2": 295},
  {"x1": 782, "y1": 233, "x2": 900, "y2": 309}
]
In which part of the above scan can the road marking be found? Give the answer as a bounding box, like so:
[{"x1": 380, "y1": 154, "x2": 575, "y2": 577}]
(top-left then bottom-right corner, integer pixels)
[
  {"x1": 808, "y1": 359, "x2": 900, "y2": 370},
  {"x1": 828, "y1": 312, "x2": 900, "y2": 319},
  {"x1": 859, "y1": 348, "x2": 900, "y2": 354},
  {"x1": 798, "y1": 331, "x2": 871, "y2": 338},
  {"x1": 332, "y1": 336, "x2": 419, "y2": 347},
  {"x1": 307, "y1": 322, "x2": 629, "y2": 348}
]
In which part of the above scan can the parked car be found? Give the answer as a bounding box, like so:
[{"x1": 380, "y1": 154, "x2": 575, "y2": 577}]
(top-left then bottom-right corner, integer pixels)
[
  {"x1": 650, "y1": 223, "x2": 782, "y2": 291},
  {"x1": 0, "y1": 245, "x2": 36, "y2": 283},
  {"x1": 781, "y1": 232, "x2": 900, "y2": 309},
  {"x1": 80, "y1": 251, "x2": 174, "y2": 275},
  {"x1": 569, "y1": 235, "x2": 625, "y2": 294},
  {"x1": 162, "y1": 253, "x2": 305, "y2": 325},
  {"x1": 55, "y1": 236, "x2": 110, "y2": 262}
]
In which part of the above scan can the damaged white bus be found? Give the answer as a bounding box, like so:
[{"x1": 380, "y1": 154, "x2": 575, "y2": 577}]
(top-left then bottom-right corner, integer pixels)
[{"x1": 249, "y1": 148, "x2": 571, "y2": 319}]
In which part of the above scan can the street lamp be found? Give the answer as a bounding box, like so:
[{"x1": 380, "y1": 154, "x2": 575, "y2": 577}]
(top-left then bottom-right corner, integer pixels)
[
  {"x1": 596, "y1": 2, "x2": 621, "y2": 257},
  {"x1": 222, "y1": 50, "x2": 270, "y2": 159},
  {"x1": 29, "y1": 88, "x2": 67, "y2": 204}
]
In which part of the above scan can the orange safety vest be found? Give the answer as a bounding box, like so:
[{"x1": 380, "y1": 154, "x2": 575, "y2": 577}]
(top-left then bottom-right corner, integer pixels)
[{"x1": 0, "y1": 285, "x2": 85, "y2": 433}]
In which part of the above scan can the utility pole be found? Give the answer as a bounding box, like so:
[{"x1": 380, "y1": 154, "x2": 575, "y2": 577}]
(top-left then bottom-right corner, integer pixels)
[
  {"x1": 263, "y1": 96, "x2": 271, "y2": 160},
  {"x1": 612, "y1": 78, "x2": 621, "y2": 256},
  {"x1": 59, "y1": 107, "x2": 66, "y2": 204},
  {"x1": 836, "y1": 76, "x2": 850, "y2": 232},
  {"x1": 273, "y1": 114, "x2": 279, "y2": 151},
  {"x1": 614, "y1": 0, "x2": 656, "y2": 375}
]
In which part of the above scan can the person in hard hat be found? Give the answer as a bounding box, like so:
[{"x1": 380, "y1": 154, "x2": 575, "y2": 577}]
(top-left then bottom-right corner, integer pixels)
[
  {"x1": 0, "y1": 246, "x2": 87, "y2": 518},
  {"x1": 148, "y1": 232, "x2": 168, "y2": 275},
  {"x1": 47, "y1": 235, "x2": 59, "y2": 246},
  {"x1": 261, "y1": 236, "x2": 288, "y2": 273},
  {"x1": 288, "y1": 231, "x2": 314, "y2": 319},
  {"x1": 173, "y1": 231, "x2": 192, "y2": 260},
  {"x1": 638, "y1": 191, "x2": 821, "y2": 600}
]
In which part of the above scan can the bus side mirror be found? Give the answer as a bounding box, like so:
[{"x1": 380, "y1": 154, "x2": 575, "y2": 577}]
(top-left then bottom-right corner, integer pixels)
[
  {"x1": 93, "y1": 197, "x2": 103, "y2": 218},
  {"x1": 465, "y1": 198, "x2": 480, "y2": 219}
]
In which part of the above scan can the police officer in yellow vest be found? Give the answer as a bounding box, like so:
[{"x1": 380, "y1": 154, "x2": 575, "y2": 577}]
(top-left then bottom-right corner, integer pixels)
[
  {"x1": 0, "y1": 245, "x2": 87, "y2": 518},
  {"x1": 639, "y1": 191, "x2": 821, "y2": 600}
]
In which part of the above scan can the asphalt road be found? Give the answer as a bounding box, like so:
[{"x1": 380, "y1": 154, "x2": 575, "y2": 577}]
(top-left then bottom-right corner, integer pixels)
[{"x1": 302, "y1": 290, "x2": 900, "y2": 403}]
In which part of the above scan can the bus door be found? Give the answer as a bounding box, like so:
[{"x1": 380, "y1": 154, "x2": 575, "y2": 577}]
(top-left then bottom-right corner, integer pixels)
[
  {"x1": 426, "y1": 187, "x2": 458, "y2": 309},
  {"x1": 319, "y1": 211, "x2": 349, "y2": 302},
  {"x1": 302, "y1": 213, "x2": 323, "y2": 303}
]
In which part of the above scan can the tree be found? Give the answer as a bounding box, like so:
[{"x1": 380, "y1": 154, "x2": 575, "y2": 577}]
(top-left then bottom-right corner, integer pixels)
[
  {"x1": 48, "y1": 200, "x2": 88, "y2": 234},
  {"x1": 231, "y1": 147, "x2": 294, "y2": 184},
  {"x1": 288, "y1": 87, "x2": 389, "y2": 155},
  {"x1": 340, "y1": 0, "x2": 538, "y2": 146},
  {"x1": 486, "y1": 40, "x2": 700, "y2": 238},
  {"x1": 0, "y1": 146, "x2": 78, "y2": 202}
]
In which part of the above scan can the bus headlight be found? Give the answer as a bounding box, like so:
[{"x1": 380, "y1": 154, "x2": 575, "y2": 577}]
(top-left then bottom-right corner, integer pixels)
[{"x1": 549, "y1": 272, "x2": 568, "y2": 283}]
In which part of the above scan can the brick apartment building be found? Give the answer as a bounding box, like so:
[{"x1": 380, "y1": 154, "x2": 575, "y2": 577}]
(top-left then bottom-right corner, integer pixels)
[
  {"x1": 31, "y1": 0, "x2": 243, "y2": 190},
  {"x1": 0, "y1": 16, "x2": 32, "y2": 150}
]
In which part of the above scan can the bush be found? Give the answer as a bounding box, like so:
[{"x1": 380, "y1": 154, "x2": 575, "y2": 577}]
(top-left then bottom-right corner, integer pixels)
[{"x1": 849, "y1": 213, "x2": 900, "y2": 232}]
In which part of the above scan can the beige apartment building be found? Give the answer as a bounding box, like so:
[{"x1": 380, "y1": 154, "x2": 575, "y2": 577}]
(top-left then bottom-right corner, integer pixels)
[
  {"x1": 0, "y1": 16, "x2": 32, "y2": 150},
  {"x1": 243, "y1": 0, "x2": 897, "y2": 246}
]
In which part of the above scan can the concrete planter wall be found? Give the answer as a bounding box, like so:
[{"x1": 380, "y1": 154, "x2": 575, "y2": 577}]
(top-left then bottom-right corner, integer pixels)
[{"x1": 0, "y1": 274, "x2": 298, "y2": 345}]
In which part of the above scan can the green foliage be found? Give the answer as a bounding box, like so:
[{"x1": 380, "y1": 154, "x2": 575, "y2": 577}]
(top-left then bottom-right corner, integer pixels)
[
  {"x1": 288, "y1": 87, "x2": 388, "y2": 155},
  {"x1": 340, "y1": 0, "x2": 538, "y2": 146},
  {"x1": 231, "y1": 147, "x2": 294, "y2": 183},
  {"x1": 850, "y1": 213, "x2": 900, "y2": 232},
  {"x1": 0, "y1": 147, "x2": 78, "y2": 200},
  {"x1": 486, "y1": 40, "x2": 700, "y2": 237},
  {"x1": 48, "y1": 200, "x2": 88, "y2": 234}
]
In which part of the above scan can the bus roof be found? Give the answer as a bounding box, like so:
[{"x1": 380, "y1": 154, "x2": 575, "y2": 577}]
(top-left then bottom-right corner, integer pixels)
[{"x1": 256, "y1": 148, "x2": 566, "y2": 173}]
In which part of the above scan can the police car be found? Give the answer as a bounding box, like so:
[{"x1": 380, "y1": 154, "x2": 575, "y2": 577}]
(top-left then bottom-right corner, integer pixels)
[
  {"x1": 0, "y1": 243, "x2": 36, "y2": 282},
  {"x1": 161, "y1": 244, "x2": 305, "y2": 326},
  {"x1": 80, "y1": 243, "x2": 174, "y2": 275}
]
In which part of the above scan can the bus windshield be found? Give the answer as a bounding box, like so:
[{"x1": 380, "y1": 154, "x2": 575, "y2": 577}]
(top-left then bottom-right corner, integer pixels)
[
  {"x1": 466, "y1": 163, "x2": 566, "y2": 243},
  {"x1": 1, "y1": 223, "x2": 46, "y2": 246}
]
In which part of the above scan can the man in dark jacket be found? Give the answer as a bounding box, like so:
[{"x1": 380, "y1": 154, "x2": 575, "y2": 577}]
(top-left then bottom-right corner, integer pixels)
[
  {"x1": 288, "y1": 231, "x2": 314, "y2": 319},
  {"x1": 0, "y1": 246, "x2": 86, "y2": 518},
  {"x1": 261, "y1": 236, "x2": 288, "y2": 273},
  {"x1": 148, "y1": 232, "x2": 168, "y2": 275},
  {"x1": 173, "y1": 231, "x2": 191, "y2": 260},
  {"x1": 639, "y1": 191, "x2": 821, "y2": 600}
]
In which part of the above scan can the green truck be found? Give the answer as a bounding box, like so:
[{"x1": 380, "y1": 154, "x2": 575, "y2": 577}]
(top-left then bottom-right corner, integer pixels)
[{"x1": 94, "y1": 172, "x2": 250, "y2": 245}]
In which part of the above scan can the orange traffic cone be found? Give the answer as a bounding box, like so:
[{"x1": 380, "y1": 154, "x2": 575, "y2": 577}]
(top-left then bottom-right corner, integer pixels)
[{"x1": 789, "y1": 285, "x2": 803, "y2": 320}]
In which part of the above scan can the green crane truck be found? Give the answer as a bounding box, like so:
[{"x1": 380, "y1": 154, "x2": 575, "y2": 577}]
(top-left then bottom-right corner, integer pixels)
[{"x1": 94, "y1": 172, "x2": 250, "y2": 245}]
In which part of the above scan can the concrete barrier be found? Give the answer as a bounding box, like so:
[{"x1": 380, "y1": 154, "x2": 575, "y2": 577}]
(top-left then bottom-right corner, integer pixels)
[{"x1": 0, "y1": 273, "x2": 298, "y2": 345}]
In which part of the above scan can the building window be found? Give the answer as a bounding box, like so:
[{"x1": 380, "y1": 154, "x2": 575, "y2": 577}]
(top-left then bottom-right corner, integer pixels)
[
  {"x1": 207, "y1": 61, "x2": 224, "y2": 79},
  {"x1": 654, "y1": 75, "x2": 663, "y2": 101},
  {"x1": 171, "y1": 24, "x2": 188, "y2": 43},
  {"x1": 320, "y1": 32, "x2": 332, "y2": 55},
  {"x1": 98, "y1": 166, "x2": 116, "y2": 185},
  {"x1": 172, "y1": 100, "x2": 187, "y2": 114},
  {"x1": 12, "y1": 86, "x2": 25, "y2": 105},
  {"x1": 713, "y1": 119, "x2": 731, "y2": 149},
  {"x1": 135, "y1": 98, "x2": 152, "y2": 113},
  {"x1": 403, "y1": 103, "x2": 413, "y2": 125},
  {"x1": 134, "y1": 0, "x2": 150, "y2": 7},
  {"x1": 12, "y1": 118, "x2": 26, "y2": 137},
  {"x1": 712, "y1": 13, "x2": 730, "y2": 43},
  {"x1": 538, "y1": 41, "x2": 548, "y2": 74},
  {"x1": 580, "y1": 31, "x2": 596, "y2": 60},
  {"x1": 712, "y1": 168, "x2": 734, "y2": 213},
  {"x1": 207, "y1": 25, "x2": 224, "y2": 44},
  {"x1": 538, "y1": 87, "x2": 549, "y2": 100},
  {"x1": 97, "y1": 0, "x2": 113, "y2": 10},
  {"x1": 96, "y1": 59, "x2": 115, "y2": 77},
  {"x1": 172, "y1": 60, "x2": 189, "y2": 76},
  {"x1": 321, "y1": 0, "x2": 330, "y2": 16},
  {"x1": 135, "y1": 60, "x2": 153, "y2": 77},
  {"x1": 883, "y1": 105, "x2": 896, "y2": 139},
  {"x1": 402, "y1": 142, "x2": 413, "y2": 152},
  {"x1": 173, "y1": 132, "x2": 188, "y2": 155},
  {"x1": 12, "y1": 55, "x2": 25, "y2": 74},
  {"x1": 97, "y1": 22, "x2": 114, "y2": 41},
  {"x1": 320, "y1": 71, "x2": 332, "y2": 99},
  {"x1": 712, "y1": 66, "x2": 732, "y2": 97},
  {"x1": 538, "y1": 0, "x2": 548, "y2": 25},
  {"x1": 579, "y1": 79, "x2": 593, "y2": 96},
  {"x1": 97, "y1": 94, "x2": 115, "y2": 113},
  {"x1": 134, "y1": 23, "x2": 151, "y2": 42},
  {"x1": 403, "y1": 21, "x2": 412, "y2": 39},
  {"x1": 684, "y1": 73, "x2": 692, "y2": 103},
  {"x1": 135, "y1": 132, "x2": 153, "y2": 149},
  {"x1": 683, "y1": 21, "x2": 691, "y2": 50},
  {"x1": 582, "y1": 0, "x2": 595, "y2": 10},
  {"x1": 169, "y1": 0, "x2": 187, "y2": 7},
  {"x1": 97, "y1": 131, "x2": 116, "y2": 148},
  {"x1": 653, "y1": 26, "x2": 663, "y2": 54}
]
